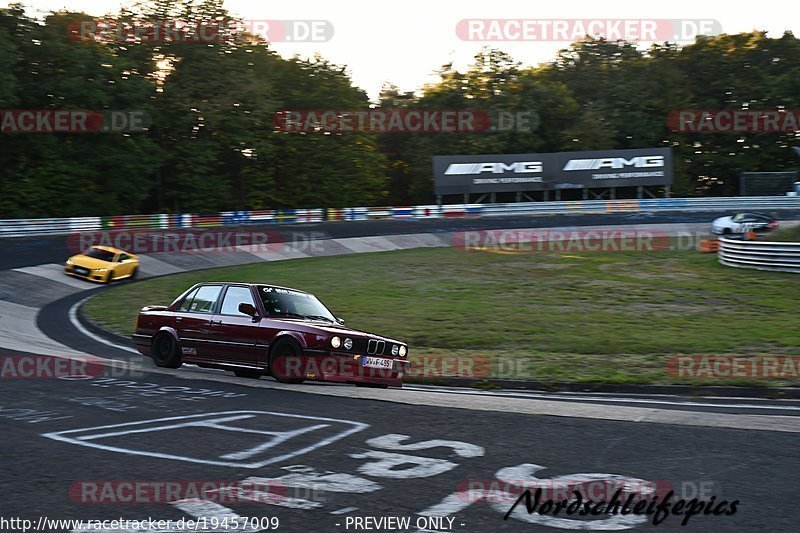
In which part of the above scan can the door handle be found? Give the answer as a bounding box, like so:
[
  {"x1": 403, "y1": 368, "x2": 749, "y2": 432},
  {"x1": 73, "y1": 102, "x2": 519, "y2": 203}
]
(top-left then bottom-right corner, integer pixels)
[
  {"x1": 175, "y1": 317, "x2": 183, "y2": 322},
  {"x1": 210, "y1": 319, "x2": 222, "y2": 325}
]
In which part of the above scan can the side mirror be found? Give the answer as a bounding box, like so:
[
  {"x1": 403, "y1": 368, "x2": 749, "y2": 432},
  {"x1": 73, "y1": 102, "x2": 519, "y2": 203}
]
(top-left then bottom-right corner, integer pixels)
[
  {"x1": 239, "y1": 303, "x2": 258, "y2": 318},
  {"x1": 336, "y1": 317, "x2": 345, "y2": 325}
]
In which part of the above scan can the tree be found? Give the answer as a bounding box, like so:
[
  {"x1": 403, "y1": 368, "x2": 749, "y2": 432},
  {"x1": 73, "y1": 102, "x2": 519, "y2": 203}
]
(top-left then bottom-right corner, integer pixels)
[{"x1": 0, "y1": 6, "x2": 160, "y2": 217}]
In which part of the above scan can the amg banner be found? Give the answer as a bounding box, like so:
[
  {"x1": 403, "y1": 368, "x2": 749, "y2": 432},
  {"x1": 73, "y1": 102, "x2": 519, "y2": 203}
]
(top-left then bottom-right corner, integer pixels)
[{"x1": 432, "y1": 147, "x2": 673, "y2": 194}]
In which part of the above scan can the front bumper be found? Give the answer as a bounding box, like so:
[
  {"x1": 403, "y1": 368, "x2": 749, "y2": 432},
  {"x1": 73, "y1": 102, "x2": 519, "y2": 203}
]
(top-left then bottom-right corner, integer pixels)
[
  {"x1": 297, "y1": 351, "x2": 411, "y2": 387},
  {"x1": 132, "y1": 333, "x2": 153, "y2": 356},
  {"x1": 65, "y1": 265, "x2": 108, "y2": 282}
]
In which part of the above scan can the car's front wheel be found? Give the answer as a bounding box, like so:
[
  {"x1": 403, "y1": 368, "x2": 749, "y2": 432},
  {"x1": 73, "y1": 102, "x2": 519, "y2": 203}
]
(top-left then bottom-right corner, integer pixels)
[
  {"x1": 269, "y1": 338, "x2": 305, "y2": 384},
  {"x1": 152, "y1": 333, "x2": 182, "y2": 368}
]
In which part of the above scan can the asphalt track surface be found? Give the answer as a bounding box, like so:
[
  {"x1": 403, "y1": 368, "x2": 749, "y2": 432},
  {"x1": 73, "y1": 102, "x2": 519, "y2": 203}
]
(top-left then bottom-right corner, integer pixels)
[{"x1": 3, "y1": 211, "x2": 800, "y2": 533}]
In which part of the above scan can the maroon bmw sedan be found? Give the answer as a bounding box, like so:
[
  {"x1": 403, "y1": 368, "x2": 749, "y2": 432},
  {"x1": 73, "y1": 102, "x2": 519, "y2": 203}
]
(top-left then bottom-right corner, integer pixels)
[{"x1": 133, "y1": 282, "x2": 410, "y2": 388}]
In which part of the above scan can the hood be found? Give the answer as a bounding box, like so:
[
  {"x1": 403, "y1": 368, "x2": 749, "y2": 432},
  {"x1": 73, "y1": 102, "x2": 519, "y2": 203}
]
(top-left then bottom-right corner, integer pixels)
[
  {"x1": 69, "y1": 254, "x2": 112, "y2": 269},
  {"x1": 269, "y1": 318, "x2": 404, "y2": 345},
  {"x1": 713, "y1": 216, "x2": 733, "y2": 225}
]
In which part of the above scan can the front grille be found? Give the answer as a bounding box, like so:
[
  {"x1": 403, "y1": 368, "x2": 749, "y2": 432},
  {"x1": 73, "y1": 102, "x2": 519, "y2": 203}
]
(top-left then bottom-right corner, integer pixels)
[
  {"x1": 367, "y1": 339, "x2": 386, "y2": 355},
  {"x1": 348, "y1": 337, "x2": 391, "y2": 356}
]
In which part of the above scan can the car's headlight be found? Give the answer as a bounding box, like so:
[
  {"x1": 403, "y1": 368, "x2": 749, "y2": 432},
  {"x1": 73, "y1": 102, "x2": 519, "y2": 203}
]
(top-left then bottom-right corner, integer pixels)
[
  {"x1": 391, "y1": 344, "x2": 399, "y2": 356},
  {"x1": 331, "y1": 336, "x2": 341, "y2": 348},
  {"x1": 343, "y1": 338, "x2": 353, "y2": 350},
  {"x1": 66, "y1": 259, "x2": 73, "y2": 265},
  {"x1": 399, "y1": 346, "x2": 407, "y2": 357}
]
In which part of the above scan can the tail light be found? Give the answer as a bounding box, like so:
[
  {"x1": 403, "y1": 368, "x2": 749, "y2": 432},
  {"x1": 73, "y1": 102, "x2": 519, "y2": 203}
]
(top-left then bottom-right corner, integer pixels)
[{"x1": 768, "y1": 221, "x2": 778, "y2": 227}]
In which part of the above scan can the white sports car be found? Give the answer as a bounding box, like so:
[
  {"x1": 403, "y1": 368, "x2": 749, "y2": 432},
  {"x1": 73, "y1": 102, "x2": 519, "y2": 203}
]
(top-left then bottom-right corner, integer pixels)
[{"x1": 711, "y1": 212, "x2": 777, "y2": 235}]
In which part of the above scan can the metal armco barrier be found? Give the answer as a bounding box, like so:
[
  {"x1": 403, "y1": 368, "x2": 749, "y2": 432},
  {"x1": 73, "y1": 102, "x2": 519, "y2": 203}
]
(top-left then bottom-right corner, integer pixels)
[
  {"x1": 718, "y1": 237, "x2": 800, "y2": 274},
  {"x1": 2, "y1": 196, "x2": 800, "y2": 238}
]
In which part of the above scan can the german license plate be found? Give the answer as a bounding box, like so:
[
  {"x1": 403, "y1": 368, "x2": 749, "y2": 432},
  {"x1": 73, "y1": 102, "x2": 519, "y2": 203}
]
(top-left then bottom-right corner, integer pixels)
[
  {"x1": 74, "y1": 267, "x2": 89, "y2": 275},
  {"x1": 362, "y1": 356, "x2": 393, "y2": 370}
]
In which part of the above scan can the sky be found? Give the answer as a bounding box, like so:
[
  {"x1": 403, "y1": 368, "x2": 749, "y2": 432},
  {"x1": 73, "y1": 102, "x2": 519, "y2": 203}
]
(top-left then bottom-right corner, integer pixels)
[{"x1": 7, "y1": 0, "x2": 798, "y2": 101}]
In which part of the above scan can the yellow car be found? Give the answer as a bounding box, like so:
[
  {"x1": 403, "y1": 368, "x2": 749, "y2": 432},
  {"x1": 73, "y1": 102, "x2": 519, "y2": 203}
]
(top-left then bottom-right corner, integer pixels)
[{"x1": 65, "y1": 245, "x2": 139, "y2": 283}]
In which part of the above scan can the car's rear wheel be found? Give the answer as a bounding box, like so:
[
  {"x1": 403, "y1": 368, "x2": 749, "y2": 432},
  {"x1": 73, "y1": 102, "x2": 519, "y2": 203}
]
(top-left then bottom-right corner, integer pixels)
[
  {"x1": 152, "y1": 333, "x2": 182, "y2": 368},
  {"x1": 130, "y1": 267, "x2": 138, "y2": 280},
  {"x1": 269, "y1": 338, "x2": 305, "y2": 384},
  {"x1": 233, "y1": 369, "x2": 262, "y2": 379}
]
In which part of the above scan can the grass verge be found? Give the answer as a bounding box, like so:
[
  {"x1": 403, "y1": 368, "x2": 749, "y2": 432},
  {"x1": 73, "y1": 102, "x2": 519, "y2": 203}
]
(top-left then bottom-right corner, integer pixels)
[
  {"x1": 83, "y1": 247, "x2": 800, "y2": 386},
  {"x1": 765, "y1": 225, "x2": 800, "y2": 242}
]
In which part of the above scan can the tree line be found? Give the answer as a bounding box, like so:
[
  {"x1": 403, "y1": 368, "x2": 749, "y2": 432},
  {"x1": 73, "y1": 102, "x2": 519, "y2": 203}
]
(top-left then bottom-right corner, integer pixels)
[{"x1": 1, "y1": 1, "x2": 799, "y2": 217}]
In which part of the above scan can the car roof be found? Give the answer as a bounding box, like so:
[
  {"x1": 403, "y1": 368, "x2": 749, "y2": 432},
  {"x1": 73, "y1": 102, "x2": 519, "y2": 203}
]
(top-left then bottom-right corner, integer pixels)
[{"x1": 196, "y1": 282, "x2": 309, "y2": 294}]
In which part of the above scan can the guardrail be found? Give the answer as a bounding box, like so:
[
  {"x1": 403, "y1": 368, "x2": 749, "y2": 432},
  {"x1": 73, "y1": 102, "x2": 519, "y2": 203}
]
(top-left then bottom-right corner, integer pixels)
[
  {"x1": 2, "y1": 196, "x2": 800, "y2": 238},
  {"x1": 718, "y1": 237, "x2": 800, "y2": 274}
]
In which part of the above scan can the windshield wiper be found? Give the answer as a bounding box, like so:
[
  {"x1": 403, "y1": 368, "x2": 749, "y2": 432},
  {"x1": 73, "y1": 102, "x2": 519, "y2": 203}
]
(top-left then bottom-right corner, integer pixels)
[
  {"x1": 303, "y1": 314, "x2": 335, "y2": 323},
  {"x1": 274, "y1": 312, "x2": 333, "y2": 323}
]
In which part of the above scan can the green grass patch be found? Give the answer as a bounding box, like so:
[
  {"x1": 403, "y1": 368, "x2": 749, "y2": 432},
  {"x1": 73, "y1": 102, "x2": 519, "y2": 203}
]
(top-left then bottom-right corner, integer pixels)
[
  {"x1": 84, "y1": 247, "x2": 800, "y2": 386},
  {"x1": 765, "y1": 224, "x2": 800, "y2": 242}
]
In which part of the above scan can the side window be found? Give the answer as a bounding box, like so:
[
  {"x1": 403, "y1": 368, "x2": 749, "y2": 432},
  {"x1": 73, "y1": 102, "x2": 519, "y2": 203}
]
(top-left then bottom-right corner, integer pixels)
[
  {"x1": 220, "y1": 286, "x2": 256, "y2": 316},
  {"x1": 177, "y1": 287, "x2": 200, "y2": 312},
  {"x1": 119, "y1": 253, "x2": 129, "y2": 261},
  {"x1": 189, "y1": 285, "x2": 223, "y2": 314}
]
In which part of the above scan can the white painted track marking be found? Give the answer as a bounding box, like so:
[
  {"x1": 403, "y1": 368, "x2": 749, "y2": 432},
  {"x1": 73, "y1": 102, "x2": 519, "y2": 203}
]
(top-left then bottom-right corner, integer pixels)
[
  {"x1": 245, "y1": 467, "x2": 382, "y2": 494},
  {"x1": 331, "y1": 506, "x2": 359, "y2": 514},
  {"x1": 403, "y1": 385, "x2": 800, "y2": 412},
  {"x1": 68, "y1": 296, "x2": 138, "y2": 353},
  {"x1": 43, "y1": 411, "x2": 369, "y2": 468}
]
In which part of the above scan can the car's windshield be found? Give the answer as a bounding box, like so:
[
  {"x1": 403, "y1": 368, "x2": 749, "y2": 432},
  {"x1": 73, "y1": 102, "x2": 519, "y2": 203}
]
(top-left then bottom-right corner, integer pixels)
[
  {"x1": 82, "y1": 247, "x2": 116, "y2": 262},
  {"x1": 258, "y1": 286, "x2": 336, "y2": 321}
]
